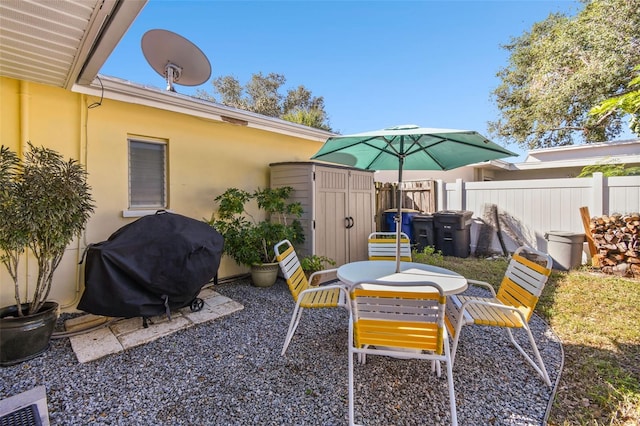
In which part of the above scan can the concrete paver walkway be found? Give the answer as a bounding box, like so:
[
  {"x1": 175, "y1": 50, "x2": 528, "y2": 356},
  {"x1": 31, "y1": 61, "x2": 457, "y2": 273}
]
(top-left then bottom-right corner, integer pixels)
[{"x1": 66, "y1": 287, "x2": 243, "y2": 363}]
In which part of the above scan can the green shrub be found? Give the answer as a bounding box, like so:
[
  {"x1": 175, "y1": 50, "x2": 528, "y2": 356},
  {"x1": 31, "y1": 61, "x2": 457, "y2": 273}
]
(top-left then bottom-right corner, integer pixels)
[{"x1": 208, "y1": 187, "x2": 304, "y2": 266}]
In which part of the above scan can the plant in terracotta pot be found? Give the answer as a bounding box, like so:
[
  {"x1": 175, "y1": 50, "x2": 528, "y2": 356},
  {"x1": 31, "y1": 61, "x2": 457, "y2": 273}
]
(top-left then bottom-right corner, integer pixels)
[
  {"x1": 0, "y1": 143, "x2": 94, "y2": 365},
  {"x1": 300, "y1": 254, "x2": 336, "y2": 286},
  {"x1": 208, "y1": 186, "x2": 304, "y2": 287}
]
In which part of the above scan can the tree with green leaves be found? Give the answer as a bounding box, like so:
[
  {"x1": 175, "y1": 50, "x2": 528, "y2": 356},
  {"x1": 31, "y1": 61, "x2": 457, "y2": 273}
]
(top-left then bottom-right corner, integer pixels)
[
  {"x1": 196, "y1": 72, "x2": 332, "y2": 131},
  {"x1": 578, "y1": 162, "x2": 640, "y2": 177},
  {"x1": 489, "y1": 0, "x2": 640, "y2": 150},
  {"x1": 589, "y1": 65, "x2": 640, "y2": 136},
  {"x1": 281, "y1": 109, "x2": 332, "y2": 131}
]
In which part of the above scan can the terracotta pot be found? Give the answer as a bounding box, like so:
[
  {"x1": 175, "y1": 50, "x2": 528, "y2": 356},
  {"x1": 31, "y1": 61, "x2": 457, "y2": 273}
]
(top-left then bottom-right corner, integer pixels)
[
  {"x1": 250, "y1": 263, "x2": 280, "y2": 288},
  {"x1": 0, "y1": 301, "x2": 59, "y2": 366},
  {"x1": 309, "y1": 274, "x2": 321, "y2": 286}
]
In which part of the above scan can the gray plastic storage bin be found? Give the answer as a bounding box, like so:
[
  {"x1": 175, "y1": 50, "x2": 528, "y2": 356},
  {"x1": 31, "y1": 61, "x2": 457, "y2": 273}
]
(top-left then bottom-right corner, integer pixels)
[{"x1": 544, "y1": 231, "x2": 585, "y2": 271}]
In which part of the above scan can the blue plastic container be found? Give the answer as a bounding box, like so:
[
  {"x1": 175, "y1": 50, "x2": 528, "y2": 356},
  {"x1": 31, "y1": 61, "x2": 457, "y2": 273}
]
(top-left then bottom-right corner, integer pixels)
[{"x1": 383, "y1": 209, "x2": 419, "y2": 239}]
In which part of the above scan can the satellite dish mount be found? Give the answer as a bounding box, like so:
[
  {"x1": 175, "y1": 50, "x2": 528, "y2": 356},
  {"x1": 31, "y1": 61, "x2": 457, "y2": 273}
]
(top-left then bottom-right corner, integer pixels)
[
  {"x1": 141, "y1": 29, "x2": 211, "y2": 93},
  {"x1": 163, "y1": 63, "x2": 182, "y2": 92}
]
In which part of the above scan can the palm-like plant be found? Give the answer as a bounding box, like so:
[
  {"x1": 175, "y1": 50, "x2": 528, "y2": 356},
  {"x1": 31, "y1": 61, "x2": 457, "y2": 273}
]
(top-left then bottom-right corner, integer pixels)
[
  {"x1": 0, "y1": 146, "x2": 28, "y2": 314},
  {"x1": 0, "y1": 143, "x2": 94, "y2": 316}
]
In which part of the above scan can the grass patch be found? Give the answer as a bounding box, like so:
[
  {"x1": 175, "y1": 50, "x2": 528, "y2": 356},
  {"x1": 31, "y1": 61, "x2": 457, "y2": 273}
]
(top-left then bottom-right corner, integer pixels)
[
  {"x1": 414, "y1": 251, "x2": 640, "y2": 425},
  {"x1": 541, "y1": 270, "x2": 640, "y2": 425}
]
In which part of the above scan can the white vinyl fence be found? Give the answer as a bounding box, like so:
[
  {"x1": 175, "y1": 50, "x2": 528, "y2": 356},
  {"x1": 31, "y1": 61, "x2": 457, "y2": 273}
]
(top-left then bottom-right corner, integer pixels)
[{"x1": 436, "y1": 172, "x2": 640, "y2": 255}]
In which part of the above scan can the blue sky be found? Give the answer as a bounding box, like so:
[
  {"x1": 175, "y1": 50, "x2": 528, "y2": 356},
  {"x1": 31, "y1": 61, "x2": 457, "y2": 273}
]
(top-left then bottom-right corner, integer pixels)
[{"x1": 101, "y1": 0, "x2": 584, "y2": 160}]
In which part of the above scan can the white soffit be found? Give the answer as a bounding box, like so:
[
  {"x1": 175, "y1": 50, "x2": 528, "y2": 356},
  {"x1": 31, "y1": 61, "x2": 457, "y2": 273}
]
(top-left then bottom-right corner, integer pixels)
[{"x1": 0, "y1": 0, "x2": 145, "y2": 89}]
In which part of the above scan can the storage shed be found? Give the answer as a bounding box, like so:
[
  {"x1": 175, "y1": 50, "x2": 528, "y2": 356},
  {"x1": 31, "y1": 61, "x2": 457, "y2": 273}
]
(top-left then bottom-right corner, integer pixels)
[{"x1": 270, "y1": 162, "x2": 376, "y2": 266}]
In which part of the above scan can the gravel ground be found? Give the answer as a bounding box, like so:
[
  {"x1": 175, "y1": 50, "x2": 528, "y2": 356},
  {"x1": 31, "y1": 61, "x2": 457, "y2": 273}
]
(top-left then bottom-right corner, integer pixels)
[{"x1": 1, "y1": 278, "x2": 562, "y2": 425}]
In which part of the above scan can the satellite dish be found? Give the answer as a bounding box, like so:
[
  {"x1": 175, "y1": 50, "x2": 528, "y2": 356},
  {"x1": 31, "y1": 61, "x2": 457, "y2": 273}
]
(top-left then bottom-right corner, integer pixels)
[{"x1": 141, "y1": 29, "x2": 211, "y2": 92}]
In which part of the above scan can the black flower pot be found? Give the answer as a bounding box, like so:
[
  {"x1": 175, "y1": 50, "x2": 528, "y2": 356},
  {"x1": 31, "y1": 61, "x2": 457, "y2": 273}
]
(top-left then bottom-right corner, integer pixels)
[{"x1": 0, "y1": 301, "x2": 59, "y2": 366}]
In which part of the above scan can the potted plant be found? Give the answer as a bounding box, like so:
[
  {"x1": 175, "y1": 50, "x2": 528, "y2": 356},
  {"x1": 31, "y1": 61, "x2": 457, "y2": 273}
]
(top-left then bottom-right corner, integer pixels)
[
  {"x1": 300, "y1": 254, "x2": 336, "y2": 286},
  {"x1": 208, "y1": 186, "x2": 304, "y2": 287},
  {"x1": 0, "y1": 143, "x2": 94, "y2": 366}
]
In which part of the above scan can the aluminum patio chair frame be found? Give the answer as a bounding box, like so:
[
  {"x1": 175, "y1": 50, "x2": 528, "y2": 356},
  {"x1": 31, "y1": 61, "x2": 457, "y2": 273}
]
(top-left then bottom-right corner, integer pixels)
[
  {"x1": 367, "y1": 231, "x2": 412, "y2": 261},
  {"x1": 348, "y1": 280, "x2": 457, "y2": 426},
  {"x1": 445, "y1": 245, "x2": 553, "y2": 387},
  {"x1": 274, "y1": 239, "x2": 349, "y2": 356}
]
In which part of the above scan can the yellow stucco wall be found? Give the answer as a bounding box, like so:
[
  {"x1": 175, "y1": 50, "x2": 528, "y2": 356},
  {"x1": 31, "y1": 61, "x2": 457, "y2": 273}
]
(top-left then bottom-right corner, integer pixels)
[{"x1": 0, "y1": 77, "x2": 324, "y2": 311}]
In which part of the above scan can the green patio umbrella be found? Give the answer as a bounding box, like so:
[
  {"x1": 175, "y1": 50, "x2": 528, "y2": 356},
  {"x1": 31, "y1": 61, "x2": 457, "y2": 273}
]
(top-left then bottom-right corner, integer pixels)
[{"x1": 310, "y1": 124, "x2": 517, "y2": 272}]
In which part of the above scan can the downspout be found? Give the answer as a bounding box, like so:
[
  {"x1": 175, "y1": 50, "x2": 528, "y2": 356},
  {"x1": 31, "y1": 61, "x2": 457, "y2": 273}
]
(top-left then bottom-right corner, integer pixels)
[
  {"x1": 61, "y1": 93, "x2": 90, "y2": 310},
  {"x1": 19, "y1": 81, "x2": 29, "y2": 155},
  {"x1": 18, "y1": 80, "x2": 30, "y2": 298}
]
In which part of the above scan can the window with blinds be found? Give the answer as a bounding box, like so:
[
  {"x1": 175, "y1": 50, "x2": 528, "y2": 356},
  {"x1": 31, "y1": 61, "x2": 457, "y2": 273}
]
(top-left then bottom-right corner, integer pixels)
[{"x1": 128, "y1": 139, "x2": 167, "y2": 208}]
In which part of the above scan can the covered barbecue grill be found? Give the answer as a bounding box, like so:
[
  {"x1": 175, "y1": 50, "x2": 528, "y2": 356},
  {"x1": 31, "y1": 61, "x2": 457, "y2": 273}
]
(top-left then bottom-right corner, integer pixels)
[{"x1": 78, "y1": 211, "x2": 224, "y2": 320}]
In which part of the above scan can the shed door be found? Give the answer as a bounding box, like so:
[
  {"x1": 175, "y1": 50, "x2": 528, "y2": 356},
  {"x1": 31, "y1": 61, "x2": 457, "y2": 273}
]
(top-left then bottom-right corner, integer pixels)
[
  {"x1": 314, "y1": 166, "x2": 349, "y2": 266},
  {"x1": 348, "y1": 169, "x2": 376, "y2": 262}
]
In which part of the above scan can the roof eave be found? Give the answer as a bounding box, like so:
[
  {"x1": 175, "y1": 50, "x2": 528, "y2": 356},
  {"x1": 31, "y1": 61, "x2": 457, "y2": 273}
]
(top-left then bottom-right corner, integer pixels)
[
  {"x1": 472, "y1": 159, "x2": 517, "y2": 170},
  {"x1": 72, "y1": 75, "x2": 335, "y2": 142},
  {"x1": 73, "y1": 0, "x2": 147, "y2": 89}
]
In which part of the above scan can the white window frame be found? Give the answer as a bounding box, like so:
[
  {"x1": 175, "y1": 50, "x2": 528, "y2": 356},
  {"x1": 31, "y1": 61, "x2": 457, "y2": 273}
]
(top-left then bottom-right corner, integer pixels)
[{"x1": 125, "y1": 137, "x2": 167, "y2": 216}]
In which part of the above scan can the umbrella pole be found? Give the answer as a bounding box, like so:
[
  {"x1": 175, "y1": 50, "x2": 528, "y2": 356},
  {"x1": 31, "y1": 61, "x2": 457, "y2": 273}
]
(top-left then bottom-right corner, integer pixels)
[{"x1": 395, "y1": 156, "x2": 404, "y2": 273}]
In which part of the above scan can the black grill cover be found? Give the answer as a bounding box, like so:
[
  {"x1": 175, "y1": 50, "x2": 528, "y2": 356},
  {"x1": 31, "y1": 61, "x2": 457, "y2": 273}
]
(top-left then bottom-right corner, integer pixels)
[{"x1": 78, "y1": 211, "x2": 224, "y2": 318}]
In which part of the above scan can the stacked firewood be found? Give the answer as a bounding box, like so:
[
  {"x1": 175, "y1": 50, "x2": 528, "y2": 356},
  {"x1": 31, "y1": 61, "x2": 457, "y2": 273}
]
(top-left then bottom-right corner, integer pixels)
[{"x1": 590, "y1": 213, "x2": 640, "y2": 277}]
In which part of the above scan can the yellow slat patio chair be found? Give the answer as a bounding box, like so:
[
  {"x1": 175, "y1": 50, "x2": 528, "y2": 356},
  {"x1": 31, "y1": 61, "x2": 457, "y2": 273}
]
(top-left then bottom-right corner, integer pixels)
[
  {"x1": 367, "y1": 231, "x2": 412, "y2": 261},
  {"x1": 274, "y1": 239, "x2": 349, "y2": 356},
  {"x1": 348, "y1": 280, "x2": 457, "y2": 426},
  {"x1": 445, "y1": 245, "x2": 553, "y2": 387}
]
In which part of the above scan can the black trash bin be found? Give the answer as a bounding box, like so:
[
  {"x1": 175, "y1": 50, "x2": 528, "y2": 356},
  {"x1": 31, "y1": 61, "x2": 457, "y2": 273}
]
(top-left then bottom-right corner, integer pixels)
[
  {"x1": 412, "y1": 214, "x2": 435, "y2": 252},
  {"x1": 433, "y1": 210, "x2": 473, "y2": 258}
]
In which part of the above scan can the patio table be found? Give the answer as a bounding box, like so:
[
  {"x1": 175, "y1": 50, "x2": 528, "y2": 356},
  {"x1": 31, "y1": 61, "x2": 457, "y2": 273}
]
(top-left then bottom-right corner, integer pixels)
[{"x1": 337, "y1": 260, "x2": 468, "y2": 295}]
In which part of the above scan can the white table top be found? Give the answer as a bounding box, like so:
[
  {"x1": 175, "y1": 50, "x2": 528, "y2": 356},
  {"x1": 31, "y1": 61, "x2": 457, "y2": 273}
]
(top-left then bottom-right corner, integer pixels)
[{"x1": 337, "y1": 260, "x2": 468, "y2": 295}]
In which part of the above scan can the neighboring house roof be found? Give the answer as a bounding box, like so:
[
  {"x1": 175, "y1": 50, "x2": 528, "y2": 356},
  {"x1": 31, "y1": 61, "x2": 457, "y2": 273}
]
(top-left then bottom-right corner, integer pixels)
[
  {"x1": 523, "y1": 138, "x2": 640, "y2": 162},
  {"x1": 0, "y1": 0, "x2": 146, "y2": 89},
  {"x1": 478, "y1": 138, "x2": 640, "y2": 172}
]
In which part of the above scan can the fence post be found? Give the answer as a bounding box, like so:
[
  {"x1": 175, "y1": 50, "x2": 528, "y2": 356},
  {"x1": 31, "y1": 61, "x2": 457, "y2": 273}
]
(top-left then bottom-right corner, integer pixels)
[
  {"x1": 436, "y1": 179, "x2": 445, "y2": 211},
  {"x1": 454, "y1": 178, "x2": 464, "y2": 210},
  {"x1": 592, "y1": 172, "x2": 604, "y2": 216}
]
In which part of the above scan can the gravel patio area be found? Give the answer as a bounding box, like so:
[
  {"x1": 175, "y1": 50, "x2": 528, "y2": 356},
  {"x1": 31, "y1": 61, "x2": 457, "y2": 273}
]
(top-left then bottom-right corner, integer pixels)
[{"x1": 0, "y1": 277, "x2": 562, "y2": 425}]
